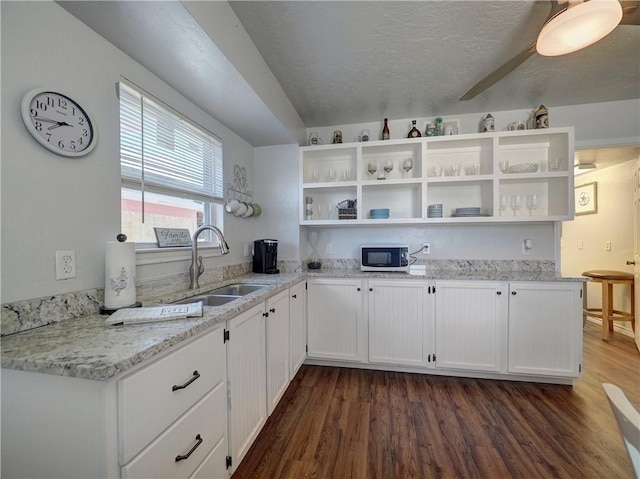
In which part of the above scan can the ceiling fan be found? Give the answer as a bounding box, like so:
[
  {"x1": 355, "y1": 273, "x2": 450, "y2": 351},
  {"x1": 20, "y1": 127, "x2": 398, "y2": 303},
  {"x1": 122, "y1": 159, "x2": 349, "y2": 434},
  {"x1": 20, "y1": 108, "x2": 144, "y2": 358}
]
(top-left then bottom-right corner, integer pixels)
[{"x1": 459, "y1": 0, "x2": 640, "y2": 101}]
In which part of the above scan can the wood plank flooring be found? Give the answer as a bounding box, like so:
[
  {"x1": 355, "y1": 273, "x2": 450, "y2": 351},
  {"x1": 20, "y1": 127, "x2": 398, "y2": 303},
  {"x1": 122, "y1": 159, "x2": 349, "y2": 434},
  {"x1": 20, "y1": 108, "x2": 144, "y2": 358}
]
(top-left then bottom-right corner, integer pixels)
[{"x1": 232, "y1": 322, "x2": 640, "y2": 478}]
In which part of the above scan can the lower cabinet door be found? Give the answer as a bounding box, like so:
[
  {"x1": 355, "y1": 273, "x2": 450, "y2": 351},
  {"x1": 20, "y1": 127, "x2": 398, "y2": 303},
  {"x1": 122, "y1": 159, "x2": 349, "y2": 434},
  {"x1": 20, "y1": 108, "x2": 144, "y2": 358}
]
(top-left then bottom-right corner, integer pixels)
[
  {"x1": 508, "y1": 282, "x2": 582, "y2": 377},
  {"x1": 289, "y1": 281, "x2": 307, "y2": 377},
  {"x1": 121, "y1": 383, "x2": 226, "y2": 479},
  {"x1": 266, "y1": 290, "x2": 290, "y2": 415},
  {"x1": 368, "y1": 280, "x2": 431, "y2": 367},
  {"x1": 435, "y1": 281, "x2": 507, "y2": 373},
  {"x1": 307, "y1": 278, "x2": 364, "y2": 361},
  {"x1": 227, "y1": 303, "x2": 267, "y2": 470}
]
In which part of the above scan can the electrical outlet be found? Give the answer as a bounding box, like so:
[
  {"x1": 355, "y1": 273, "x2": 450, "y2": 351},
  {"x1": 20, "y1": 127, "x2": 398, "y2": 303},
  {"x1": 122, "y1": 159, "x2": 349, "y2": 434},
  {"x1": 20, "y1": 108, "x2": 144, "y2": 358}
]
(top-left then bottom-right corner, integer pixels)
[
  {"x1": 605, "y1": 241, "x2": 611, "y2": 252},
  {"x1": 422, "y1": 242, "x2": 431, "y2": 255},
  {"x1": 55, "y1": 250, "x2": 76, "y2": 280}
]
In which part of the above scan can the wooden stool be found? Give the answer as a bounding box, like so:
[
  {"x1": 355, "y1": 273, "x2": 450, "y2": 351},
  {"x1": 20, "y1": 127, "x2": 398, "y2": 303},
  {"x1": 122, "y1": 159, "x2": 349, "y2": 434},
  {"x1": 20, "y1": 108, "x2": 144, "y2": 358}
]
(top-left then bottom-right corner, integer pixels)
[{"x1": 582, "y1": 270, "x2": 635, "y2": 340}]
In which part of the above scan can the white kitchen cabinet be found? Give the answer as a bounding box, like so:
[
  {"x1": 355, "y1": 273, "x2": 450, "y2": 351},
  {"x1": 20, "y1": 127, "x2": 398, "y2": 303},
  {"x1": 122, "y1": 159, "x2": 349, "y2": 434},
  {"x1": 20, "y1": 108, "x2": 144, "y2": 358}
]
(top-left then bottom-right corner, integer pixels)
[
  {"x1": 307, "y1": 278, "x2": 366, "y2": 362},
  {"x1": 226, "y1": 302, "x2": 267, "y2": 471},
  {"x1": 434, "y1": 281, "x2": 507, "y2": 373},
  {"x1": 266, "y1": 289, "x2": 290, "y2": 415},
  {"x1": 368, "y1": 279, "x2": 433, "y2": 367},
  {"x1": 289, "y1": 281, "x2": 307, "y2": 377},
  {"x1": 507, "y1": 282, "x2": 582, "y2": 378},
  {"x1": 300, "y1": 127, "x2": 574, "y2": 225}
]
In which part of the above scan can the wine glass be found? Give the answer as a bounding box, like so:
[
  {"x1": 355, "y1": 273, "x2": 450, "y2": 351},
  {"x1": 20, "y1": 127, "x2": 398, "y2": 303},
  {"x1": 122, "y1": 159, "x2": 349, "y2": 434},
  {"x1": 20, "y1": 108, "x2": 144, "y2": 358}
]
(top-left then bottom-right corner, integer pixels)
[
  {"x1": 510, "y1": 194, "x2": 522, "y2": 216},
  {"x1": 383, "y1": 159, "x2": 394, "y2": 179},
  {"x1": 526, "y1": 194, "x2": 539, "y2": 215},
  {"x1": 342, "y1": 167, "x2": 352, "y2": 181},
  {"x1": 500, "y1": 195, "x2": 508, "y2": 216},
  {"x1": 312, "y1": 169, "x2": 320, "y2": 182},
  {"x1": 367, "y1": 160, "x2": 378, "y2": 177},
  {"x1": 499, "y1": 160, "x2": 509, "y2": 173},
  {"x1": 328, "y1": 168, "x2": 337, "y2": 182},
  {"x1": 402, "y1": 158, "x2": 413, "y2": 177},
  {"x1": 451, "y1": 164, "x2": 461, "y2": 176}
]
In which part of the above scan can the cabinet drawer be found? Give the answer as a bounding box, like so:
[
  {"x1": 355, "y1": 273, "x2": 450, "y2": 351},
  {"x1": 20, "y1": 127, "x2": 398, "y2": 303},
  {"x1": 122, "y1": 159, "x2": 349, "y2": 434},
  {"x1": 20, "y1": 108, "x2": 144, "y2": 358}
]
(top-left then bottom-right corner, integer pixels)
[
  {"x1": 119, "y1": 327, "x2": 225, "y2": 464},
  {"x1": 122, "y1": 383, "x2": 226, "y2": 479}
]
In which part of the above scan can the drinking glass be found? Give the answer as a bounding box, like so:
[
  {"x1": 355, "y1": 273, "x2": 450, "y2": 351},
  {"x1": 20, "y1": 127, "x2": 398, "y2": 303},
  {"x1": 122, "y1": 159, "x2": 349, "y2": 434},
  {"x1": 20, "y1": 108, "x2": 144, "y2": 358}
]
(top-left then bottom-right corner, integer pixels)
[
  {"x1": 434, "y1": 164, "x2": 443, "y2": 177},
  {"x1": 499, "y1": 160, "x2": 509, "y2": 173},
  {"x1": 312, "y1": 169, "x2": 320, "y2": 182},
  {"x1": 383, "y1": 159, "x2": 394, "y2": 178},
  {"x1": 500, "y1": 195, "x2": 508, "y2": 216},
  {"x1": 510, "y1": 194, "x2": 522, "y2": 216},
  {"x1": 402, "y1": 158, "x2": 413, "y2": 177},
  {"x1": 549, "y1": 157, "x2": 560, "y2": 170},
  {"x1": 526, "y1": 194, "x2": 539, "y2": 215},
  {"x1": 328, "y1": 168, "x2": 337, "y2": 182},
  {"x1": 451, "y1": 164, "x2": 461, "y2": 176},
  {"x1": 367, "y1": 160, "x2": 378, "y2": 177},
  {"x1": 326, "y1": 203, "x2": 334, "y2": 220},
  {"x1": 343, "y1": 167, "x2": 352, "y2": 181}
]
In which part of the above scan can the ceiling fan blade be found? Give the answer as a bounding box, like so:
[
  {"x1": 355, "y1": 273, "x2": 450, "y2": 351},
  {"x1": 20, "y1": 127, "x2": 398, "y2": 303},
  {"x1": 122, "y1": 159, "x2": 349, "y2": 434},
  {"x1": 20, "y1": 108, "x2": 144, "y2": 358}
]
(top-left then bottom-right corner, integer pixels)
[
  {"x1": 620, "y1": 0, "x2": 640, "y2": 25},
  {"x1": 459, "y1": 0, "x2": 566, "y2": 101},
  {"x1": 459, "y1": 43, "x2": 537, "y2": 101}
]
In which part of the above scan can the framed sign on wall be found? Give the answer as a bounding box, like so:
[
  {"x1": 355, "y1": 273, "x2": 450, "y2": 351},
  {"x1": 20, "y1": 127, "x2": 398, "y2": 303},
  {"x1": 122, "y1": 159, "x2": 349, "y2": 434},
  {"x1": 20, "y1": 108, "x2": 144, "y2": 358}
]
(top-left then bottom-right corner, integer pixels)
[{"x1": 575, "y1": 182, "x2": 598, "y2": 216}]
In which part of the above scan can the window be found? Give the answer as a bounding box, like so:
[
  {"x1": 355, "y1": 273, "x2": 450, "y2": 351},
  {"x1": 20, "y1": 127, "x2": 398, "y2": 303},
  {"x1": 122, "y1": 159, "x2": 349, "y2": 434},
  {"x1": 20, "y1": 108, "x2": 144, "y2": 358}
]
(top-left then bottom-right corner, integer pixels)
[{"x1": 119, "y1": 81, "x2": 224, "y2": 246}]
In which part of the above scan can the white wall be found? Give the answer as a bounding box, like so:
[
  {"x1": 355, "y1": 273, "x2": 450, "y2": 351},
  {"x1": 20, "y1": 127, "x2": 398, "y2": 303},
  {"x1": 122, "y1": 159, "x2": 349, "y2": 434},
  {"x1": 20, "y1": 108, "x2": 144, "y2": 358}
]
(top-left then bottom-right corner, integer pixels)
[
  {"x1": 1, "y1": 2, "x2": 255, "y2": 303},
  {"x1": 253, "y1": 144, "x2": 301, "y2": 261},
  {"x1": 561, "y1": 159, "x2": 638, "y2": 331}
]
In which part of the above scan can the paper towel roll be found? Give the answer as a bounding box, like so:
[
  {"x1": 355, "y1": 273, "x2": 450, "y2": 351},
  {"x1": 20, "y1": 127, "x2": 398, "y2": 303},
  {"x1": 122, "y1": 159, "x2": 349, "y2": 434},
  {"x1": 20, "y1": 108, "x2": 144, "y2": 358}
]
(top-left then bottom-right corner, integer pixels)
[{"x1": 104, "y1": 241, "x2": 136, "y2": 309}]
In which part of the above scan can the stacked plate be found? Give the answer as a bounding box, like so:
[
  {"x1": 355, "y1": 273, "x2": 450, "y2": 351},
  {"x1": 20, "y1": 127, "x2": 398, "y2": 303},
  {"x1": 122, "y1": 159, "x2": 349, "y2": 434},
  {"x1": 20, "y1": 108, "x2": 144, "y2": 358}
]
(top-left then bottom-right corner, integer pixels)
[
  {"x1": 427, "y1": 204, "x2": 443, "y2": 218},
  {"x1": 370, "y1": 208, "x2": 390, "y2": 219},
  {"x1": 452, "y1": 207, "x2": 483, "y2": 217}
]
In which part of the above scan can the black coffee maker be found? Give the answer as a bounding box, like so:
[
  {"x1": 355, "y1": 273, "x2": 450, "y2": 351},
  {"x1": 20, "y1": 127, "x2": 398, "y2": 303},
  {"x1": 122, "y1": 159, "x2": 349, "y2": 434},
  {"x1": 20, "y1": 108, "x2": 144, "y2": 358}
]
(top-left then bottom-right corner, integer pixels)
[{"x1": 253, "y1": 239, "x2": 280, "y2": 274}]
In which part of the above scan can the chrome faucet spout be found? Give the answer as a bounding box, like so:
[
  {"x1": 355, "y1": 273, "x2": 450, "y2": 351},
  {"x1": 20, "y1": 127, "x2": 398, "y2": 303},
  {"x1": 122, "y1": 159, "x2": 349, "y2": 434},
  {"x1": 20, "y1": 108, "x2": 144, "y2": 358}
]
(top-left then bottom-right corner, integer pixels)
[{"x1": 189, "y1": 225, "x2": 230, "y2": 290}]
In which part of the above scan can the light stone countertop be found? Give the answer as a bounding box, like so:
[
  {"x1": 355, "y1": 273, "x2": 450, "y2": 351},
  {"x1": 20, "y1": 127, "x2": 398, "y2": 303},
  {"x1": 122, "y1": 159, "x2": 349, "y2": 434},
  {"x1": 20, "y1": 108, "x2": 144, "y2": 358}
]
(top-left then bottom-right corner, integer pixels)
[
  {"x1": 0, "y1": 269, "x2": 586, "y2": 382},
  {"x1": 1, "y1": 274, "x2": 304, "y2": 381}
]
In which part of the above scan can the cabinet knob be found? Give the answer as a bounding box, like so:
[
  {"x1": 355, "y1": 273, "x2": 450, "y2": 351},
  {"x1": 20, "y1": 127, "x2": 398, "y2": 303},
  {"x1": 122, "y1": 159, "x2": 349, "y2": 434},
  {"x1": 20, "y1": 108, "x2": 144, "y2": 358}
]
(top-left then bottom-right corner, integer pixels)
[
  {"x1": 369, "y1": 288, "x2": 373, "y2": 292},
  {"x1": 357, "y1": 287, "x2": 361, "y2": 291},
  {"x1": 292, "y1": 294, "x2": 297, "y2": 298},
  {"x1": 270, "y1": 308, "x2": 276, "y2": 313},
  {"x1": 511, "y1": 291, "x2": 517, "y2": 296},
  {"x1": 627, "y1": 260, "x2": 636, "y2": 265},
  {"x1": 263, "y1": 312, "x2": 269, "y2": 318},
  {"x1": 497, "y1": 291, "x2": 502, "y2": 295}
]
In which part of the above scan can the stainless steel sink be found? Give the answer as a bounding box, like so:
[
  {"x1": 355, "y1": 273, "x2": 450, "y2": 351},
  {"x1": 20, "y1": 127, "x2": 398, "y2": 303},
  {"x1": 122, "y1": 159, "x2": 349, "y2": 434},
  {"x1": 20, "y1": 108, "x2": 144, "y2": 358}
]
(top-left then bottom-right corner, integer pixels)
[
  {"x1": 209, "y1": 283, "x2": 268, "y2": 296},
  {"x1": 173, "y1": 295, "x2": 240, "y2": 306}
]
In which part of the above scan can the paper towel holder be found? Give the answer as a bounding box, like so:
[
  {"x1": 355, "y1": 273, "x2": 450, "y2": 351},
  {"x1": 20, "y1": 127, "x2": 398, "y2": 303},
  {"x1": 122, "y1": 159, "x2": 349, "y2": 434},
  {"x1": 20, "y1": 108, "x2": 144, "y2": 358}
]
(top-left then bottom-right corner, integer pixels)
[{"x1": 100, "y1": 234, "x2": 142, "y2": 315}]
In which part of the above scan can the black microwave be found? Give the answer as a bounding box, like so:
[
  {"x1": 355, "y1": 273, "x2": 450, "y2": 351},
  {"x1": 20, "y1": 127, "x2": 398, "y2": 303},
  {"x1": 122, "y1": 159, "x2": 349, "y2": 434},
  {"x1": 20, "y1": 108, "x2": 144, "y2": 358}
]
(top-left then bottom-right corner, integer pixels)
[{"x1": 360, "y1": 245, "x2": 409, "y2": 272}]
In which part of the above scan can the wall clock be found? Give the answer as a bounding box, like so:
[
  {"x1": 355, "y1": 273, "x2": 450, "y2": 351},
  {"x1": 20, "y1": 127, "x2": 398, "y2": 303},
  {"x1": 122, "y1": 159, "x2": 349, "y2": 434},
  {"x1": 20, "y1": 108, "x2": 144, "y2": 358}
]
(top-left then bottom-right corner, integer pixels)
[{"x1": 21, "y1": 88, "x2": 97, "y2": 157}]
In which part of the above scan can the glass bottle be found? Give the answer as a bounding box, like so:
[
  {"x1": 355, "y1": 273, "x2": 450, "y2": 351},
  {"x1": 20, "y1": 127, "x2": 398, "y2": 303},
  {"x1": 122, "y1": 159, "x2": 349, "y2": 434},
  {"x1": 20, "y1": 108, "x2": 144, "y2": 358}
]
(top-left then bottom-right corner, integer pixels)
[
  {"x1": 407, "y1": 120, "x2": 421, "y2": 138},
  {"x1": 382, "y1": 118, "x2": 390, "y2": 140}
]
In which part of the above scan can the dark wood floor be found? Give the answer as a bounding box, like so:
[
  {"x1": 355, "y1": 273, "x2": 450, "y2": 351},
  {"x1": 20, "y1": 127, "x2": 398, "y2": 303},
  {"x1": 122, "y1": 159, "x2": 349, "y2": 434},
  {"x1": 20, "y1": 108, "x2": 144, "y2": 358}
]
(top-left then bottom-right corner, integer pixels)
[{"x1": 232, "y1": 322, "x2": 640, "y2": 478}]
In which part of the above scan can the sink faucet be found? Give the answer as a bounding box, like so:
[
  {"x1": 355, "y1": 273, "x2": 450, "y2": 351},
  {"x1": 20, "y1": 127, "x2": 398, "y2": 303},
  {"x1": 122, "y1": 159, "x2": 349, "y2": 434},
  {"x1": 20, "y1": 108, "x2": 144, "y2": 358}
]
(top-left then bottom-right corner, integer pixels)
[{"x1": 189, "y1": 225, "x2": 230, "y2": 290}]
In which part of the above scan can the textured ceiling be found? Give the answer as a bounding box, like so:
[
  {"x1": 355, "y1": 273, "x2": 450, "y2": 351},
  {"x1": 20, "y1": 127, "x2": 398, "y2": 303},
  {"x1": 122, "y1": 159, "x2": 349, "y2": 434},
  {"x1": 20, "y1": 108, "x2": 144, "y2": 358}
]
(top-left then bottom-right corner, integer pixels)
[
  {"x1": 59, "y1": 0, "x2": 640, "y2": 148},
  {"x1": 231, "y1": 1, "x2": 640, "y2": 127}
]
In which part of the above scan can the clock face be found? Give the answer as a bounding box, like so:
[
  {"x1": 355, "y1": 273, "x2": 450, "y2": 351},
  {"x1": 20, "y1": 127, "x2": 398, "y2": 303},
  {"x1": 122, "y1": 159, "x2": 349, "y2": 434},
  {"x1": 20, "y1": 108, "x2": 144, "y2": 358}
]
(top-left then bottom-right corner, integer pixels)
[{"x1": 21, "y1": 89, "x2": 97, "y2": 157}]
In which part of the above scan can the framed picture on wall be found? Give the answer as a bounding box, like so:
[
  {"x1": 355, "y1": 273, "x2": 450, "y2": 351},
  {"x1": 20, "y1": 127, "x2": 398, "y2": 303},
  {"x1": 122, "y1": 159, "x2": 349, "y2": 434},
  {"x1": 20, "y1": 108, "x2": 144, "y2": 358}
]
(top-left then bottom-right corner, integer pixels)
[{"x1": 575, "y1": 182, "x2": 598, "y2": 216}]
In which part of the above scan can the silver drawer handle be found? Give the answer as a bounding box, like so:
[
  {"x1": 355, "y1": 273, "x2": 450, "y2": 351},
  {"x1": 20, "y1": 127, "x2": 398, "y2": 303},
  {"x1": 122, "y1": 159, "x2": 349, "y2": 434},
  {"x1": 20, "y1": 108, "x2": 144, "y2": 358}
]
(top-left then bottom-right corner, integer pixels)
[
  {"x1": 175, "y1": 434, "x2": 203, "y2": 462},
  {"x1": 172, "y1": 370, "x2": 200, "y2": 392}
]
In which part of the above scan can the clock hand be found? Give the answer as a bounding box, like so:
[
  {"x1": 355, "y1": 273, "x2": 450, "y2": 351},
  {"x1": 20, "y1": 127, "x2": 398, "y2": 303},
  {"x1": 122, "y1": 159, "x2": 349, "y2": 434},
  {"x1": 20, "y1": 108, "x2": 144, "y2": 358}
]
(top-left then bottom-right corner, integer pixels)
[
  {"x1": 47, "y1": 121, "x2": 72, "y2": 130},
  {"x1": 33, "y1": 116, "x2": 59, "y2": 124}
]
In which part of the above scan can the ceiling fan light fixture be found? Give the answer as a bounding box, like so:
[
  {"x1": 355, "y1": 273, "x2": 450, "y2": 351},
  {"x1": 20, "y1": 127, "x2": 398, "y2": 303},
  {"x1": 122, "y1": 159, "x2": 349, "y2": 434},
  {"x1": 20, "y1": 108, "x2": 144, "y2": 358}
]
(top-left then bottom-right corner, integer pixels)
[{"x1": 536, "y1": 0, "x2": 623, "y2": 56}]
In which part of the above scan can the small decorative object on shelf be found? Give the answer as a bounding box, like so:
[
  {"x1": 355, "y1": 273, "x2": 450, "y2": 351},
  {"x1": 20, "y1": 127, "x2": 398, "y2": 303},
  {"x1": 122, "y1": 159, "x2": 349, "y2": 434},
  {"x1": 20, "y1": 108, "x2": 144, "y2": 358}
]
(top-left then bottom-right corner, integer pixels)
[
  {"x1": 535, "y1": 105, "x2": 549, "y2": 129},
  {"x1": 360, "y1": 129, "x2": 370, "y2": 142},
  {"x1": 483, "y1": 113, "x2": 495, "y2": 132},
  {"x1": 308, "y1": 131, "x2": 322, "y2": 145},
  {"x1": 337, "y1": 199, "x2": 357, "y2": 220},
  {"x1": 425, "y1": 122, "x2": 437, "y2": 137},
  {"x1": 332, "y1": 130, "x2": 343, "y2": 144},
  {"x1": 305, "y1": 196, "x2": 314, "y2": 220},
  {"x1": 434, "y1": 117, "x2": 443, "y2": 136},
  {"x1": 407, "y1": 120, "x2": 422, "y2": 138},
  {"x1": 382, "y1": 118, "x2": 390, "y2": 140}
]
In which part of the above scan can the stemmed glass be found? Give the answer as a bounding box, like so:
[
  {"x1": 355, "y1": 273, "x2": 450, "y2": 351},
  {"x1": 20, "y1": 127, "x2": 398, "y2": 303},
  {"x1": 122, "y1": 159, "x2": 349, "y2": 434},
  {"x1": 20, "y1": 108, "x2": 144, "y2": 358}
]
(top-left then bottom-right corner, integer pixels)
[
  {"x1": 526, "y1": 194, "x2": 539, "y2": 215},
  {"x1": 383, "y1": 160, "x2": 394, "y2": 179},
  {"x1": 451, "y1": 164, "x2": 461, "y2": 176},
  {"x1": 510, "y1": 194, "x2": 522, "y2": 216},
  {"x1": 402, "y1": 158, "x2": 414, "y2": 177},
  {"x1": 500, "y1": 195, "x2": 508, "y2": 216},
  {"x1": 328, "y1": 168, "x2": 337, "y2": 182},
  {"x1": 367, "y1": 160, "x2": 378, "y2": 177}
]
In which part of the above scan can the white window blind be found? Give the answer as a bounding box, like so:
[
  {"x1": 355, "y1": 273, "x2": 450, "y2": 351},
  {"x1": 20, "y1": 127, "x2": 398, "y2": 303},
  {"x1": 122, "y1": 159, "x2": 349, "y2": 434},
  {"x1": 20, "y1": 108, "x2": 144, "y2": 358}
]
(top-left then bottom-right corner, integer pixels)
[{"x1": 119, "y1": 82, "x2": 223, "y2": 203}]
